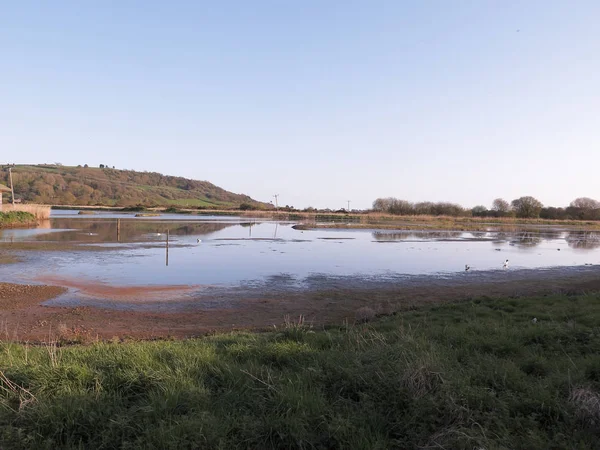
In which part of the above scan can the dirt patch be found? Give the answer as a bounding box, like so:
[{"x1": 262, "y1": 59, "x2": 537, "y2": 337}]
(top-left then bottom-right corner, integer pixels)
[{"x1": 0, "y1": 282, "x2": 66, "y2": 310}]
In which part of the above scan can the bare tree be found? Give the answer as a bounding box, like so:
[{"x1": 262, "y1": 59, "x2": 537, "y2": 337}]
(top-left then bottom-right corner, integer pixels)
[
  {"x1": 570, "y1": 197, "x2": 600, "y2": 210},
  {"x1": 511, "y1": 196, "x2": 543, "y2": 218},
  {"x1": 492, "y1": 198, "x2": 510, "y2": 213},
  {"x1": 372, "y1": 198, "x2": 391, "y2": 212}
]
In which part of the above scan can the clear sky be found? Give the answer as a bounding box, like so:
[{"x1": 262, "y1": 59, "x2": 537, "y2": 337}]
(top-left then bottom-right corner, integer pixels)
[{"x1": 1, "y1": 1, "x2": 599, "y2": 210}]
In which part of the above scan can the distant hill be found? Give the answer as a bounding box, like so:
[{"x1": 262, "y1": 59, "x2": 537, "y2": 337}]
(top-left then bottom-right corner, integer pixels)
[{"x1": 0, "y1": 164, "x2": 269, "y2": 209}]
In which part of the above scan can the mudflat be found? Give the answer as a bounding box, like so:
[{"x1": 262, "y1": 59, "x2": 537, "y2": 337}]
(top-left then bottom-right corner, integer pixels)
[
  {"x1": 1, "y1": 266, "x2": 599, "y2": 342},
  {"x1": 0, "y1": 282, "x2": 66, "y2": 310}
]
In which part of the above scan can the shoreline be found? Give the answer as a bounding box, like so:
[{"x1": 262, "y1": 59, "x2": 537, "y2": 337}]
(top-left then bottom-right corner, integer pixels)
[
  {"x1": 40, "y1": 206, "x2": 600, "y2": 231},
  {"x1": 1, "y1": 265, "x2": 599, "y2": 343}
]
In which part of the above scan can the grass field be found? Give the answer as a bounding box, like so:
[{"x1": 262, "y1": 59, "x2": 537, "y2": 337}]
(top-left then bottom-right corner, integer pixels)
[{"x1": 1, "y1": 292, "x2": 599, "y2": 449}]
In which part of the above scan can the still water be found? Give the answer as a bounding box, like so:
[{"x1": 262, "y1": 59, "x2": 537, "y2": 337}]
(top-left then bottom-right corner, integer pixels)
[{"x1": 1, "y1": 211, "x2": 600, "y2": 289}]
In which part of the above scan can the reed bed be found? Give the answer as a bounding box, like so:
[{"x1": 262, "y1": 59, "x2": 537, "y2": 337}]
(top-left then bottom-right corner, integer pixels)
[{"x1": 9, "y1": 204, "x2": 51, "y2": 220}]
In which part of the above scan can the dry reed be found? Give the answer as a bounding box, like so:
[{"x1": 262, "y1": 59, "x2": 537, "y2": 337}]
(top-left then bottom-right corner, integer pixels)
[{"x1": 10, "y1": 204, "x2": 51, "y2": 220}]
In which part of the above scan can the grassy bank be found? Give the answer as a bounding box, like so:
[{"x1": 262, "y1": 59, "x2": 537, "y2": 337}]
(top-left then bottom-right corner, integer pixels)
[
  {"x1": 1, "y1": 293, "x2": 599, "y2": 449},
  {"x1": 0, "y1": 211, "x2": 36, "y2": 228}
]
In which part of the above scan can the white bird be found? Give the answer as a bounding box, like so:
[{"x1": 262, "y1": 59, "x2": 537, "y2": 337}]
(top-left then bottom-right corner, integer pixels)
[
  {"x1": 532, "y1": 318, "x2": 537, "y2": 324},
  {"x1": 465, "y1": 264, "x2": 470, "y2": 272},
  {"x1": 503, "y1": 259, "x2": 509, "y2": 269},
  {"x1": 197, "y1": 238, "x2": 202, "y2": 243}
]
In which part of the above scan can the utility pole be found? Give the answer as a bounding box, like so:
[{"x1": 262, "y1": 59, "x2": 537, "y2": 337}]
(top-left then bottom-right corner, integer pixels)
[
  {"x1": 347, "y1": 200, "x2": 351, "y2": 212},
  {"x1": 273, "y1": 194, "x2": 279, "y2": 211},
  {"x1": 8, "y1": 168, "x2": 15, "y2": 209}
]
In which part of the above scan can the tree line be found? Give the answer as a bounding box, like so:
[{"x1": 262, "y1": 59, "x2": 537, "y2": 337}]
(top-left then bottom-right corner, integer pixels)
[{"x1": 372, "y1": 196, "x2": 600, "y2": 220}]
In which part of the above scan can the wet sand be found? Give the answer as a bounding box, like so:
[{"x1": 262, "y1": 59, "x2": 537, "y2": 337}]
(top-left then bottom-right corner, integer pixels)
[
  {"x1": 1, "y1": 266, "x2": 600, "y2": 342},
  {"x1": 36, "y1": 275, "x2": 200, "y2": 301}
]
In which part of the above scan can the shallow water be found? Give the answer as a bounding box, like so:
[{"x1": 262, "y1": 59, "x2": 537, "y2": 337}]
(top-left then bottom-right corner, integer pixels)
[{"x1": 1, "y1": 212, "x2": 600, "y2": 292}]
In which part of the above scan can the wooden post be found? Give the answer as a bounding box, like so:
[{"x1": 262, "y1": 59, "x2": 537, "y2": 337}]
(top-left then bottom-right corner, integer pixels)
[
  {"x1": 117, "y1": 219, "x2": 121, "y2": 242},
  {"x1": 8, "y1": 168, "x2": 15, "y2": 209},
  {"x1": 166, "y1": 229, "x2": 169, "y2": 266}
]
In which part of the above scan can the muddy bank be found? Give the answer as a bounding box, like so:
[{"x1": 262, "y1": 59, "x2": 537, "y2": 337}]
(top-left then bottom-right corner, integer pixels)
[
  {"x1": 1, "y1": 266, "x2": 600, "y2": 342},
  {"x1": 0, "y1": 282, "x2": 66, "y2": 310},
  {"x1": 36, "y1": 275, "x2": 200, "y2": 301}
]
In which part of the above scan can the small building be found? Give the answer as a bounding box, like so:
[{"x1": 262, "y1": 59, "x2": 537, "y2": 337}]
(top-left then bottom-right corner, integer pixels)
[{"x1": 0, "y1": 184, "x2": 11, "y2": 212}]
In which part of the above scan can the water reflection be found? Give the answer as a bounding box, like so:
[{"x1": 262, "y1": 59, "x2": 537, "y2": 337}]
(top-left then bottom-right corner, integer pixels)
[
  {"x1": 32, "y1": 218, "x2": 238, "y2": 243},
  {"x1": 491, "y1": 232, "x2": 510, "y2": 244},
  {"x1": 508, "y1": 230, "x2": 565, "y2": 248},
  {"x1": 372, "y1": 231, "x2": 462, "y2": 241},
  {"x1": 2, "y1": 215, "x2": 600, "y2": 290},
  {"x1": 510, "y1": 231, "x2": 543, "y2": 248},
  {"x1": 566, "y1": 231, "x2": 600, "y2": 249},
  {"x1": 239, "y1": 222, "x2": 256, "y2": 238}
]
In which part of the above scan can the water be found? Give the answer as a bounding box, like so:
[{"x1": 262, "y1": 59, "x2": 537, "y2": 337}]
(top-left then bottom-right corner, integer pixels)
[{"x1": 1, "y1": 211, "x2": 600, "y2": 290}]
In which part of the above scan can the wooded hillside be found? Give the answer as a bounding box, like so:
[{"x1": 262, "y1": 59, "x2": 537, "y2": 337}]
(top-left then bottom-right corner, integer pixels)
[{"x1": 0, "y1": 165, "x2": 268, "y2": 209}]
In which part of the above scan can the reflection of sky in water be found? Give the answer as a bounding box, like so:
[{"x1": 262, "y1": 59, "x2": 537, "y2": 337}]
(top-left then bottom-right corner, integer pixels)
[{"x1": 1, "y1": 214, "x2": 600, "y2": 287}]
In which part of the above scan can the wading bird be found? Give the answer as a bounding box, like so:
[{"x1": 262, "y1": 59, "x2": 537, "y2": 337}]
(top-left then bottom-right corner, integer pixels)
[
  {"x1": 503, "y1": 259, "x2": 509, "y2": 269},
  {"x1": 465, "y1": 265, "x2": 470, "y2": 272}
]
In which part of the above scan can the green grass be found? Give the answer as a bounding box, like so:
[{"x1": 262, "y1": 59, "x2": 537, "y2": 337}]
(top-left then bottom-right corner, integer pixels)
[
  {"x1": 165, "y1": 198, "x2": 227, "y2": 208},
  {"x1": 0, "y1": 211, "x2": 36, "y2": 228},
  {"x1": 1, "y1": 293, "x2": 600, "y2": 449}
]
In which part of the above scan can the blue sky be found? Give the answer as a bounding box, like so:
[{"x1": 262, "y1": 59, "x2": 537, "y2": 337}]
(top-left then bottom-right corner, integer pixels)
[{"x1": 1, "y1": 1, "x2": 599, "y2": 209}]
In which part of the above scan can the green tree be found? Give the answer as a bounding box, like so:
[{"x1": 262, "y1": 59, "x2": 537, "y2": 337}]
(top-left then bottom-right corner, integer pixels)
[{"x1": 471, "y1": 205, "x2": 488, "y2": 217}]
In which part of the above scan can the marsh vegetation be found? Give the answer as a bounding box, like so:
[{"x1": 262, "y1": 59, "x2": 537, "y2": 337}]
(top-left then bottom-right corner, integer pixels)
[{"x1": 1, "y1": 292, "x2": 599, "y2": 449}]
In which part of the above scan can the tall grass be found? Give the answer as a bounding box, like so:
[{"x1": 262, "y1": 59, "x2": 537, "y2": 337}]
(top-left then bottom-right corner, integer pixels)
[
  {"x1": 10, "y1": 204, "x2": 51, "y2": 220},
  {"x1": 1, "y1": 292, "x2": 599, "y2": 449}
]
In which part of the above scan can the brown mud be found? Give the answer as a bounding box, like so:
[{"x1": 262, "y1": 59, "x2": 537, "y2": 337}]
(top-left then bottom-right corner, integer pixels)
[
  {"x1": 1, "y1": 266, "x2": 599, "y2": 343},
  {"x1": 35, "y1": 276, "x2": 201, "y2": 301}
]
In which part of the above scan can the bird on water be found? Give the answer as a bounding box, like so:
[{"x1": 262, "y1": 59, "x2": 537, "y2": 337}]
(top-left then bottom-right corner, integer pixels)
[{"x1": 503, "y1": 259, "x2": 509, "y2": 269}]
